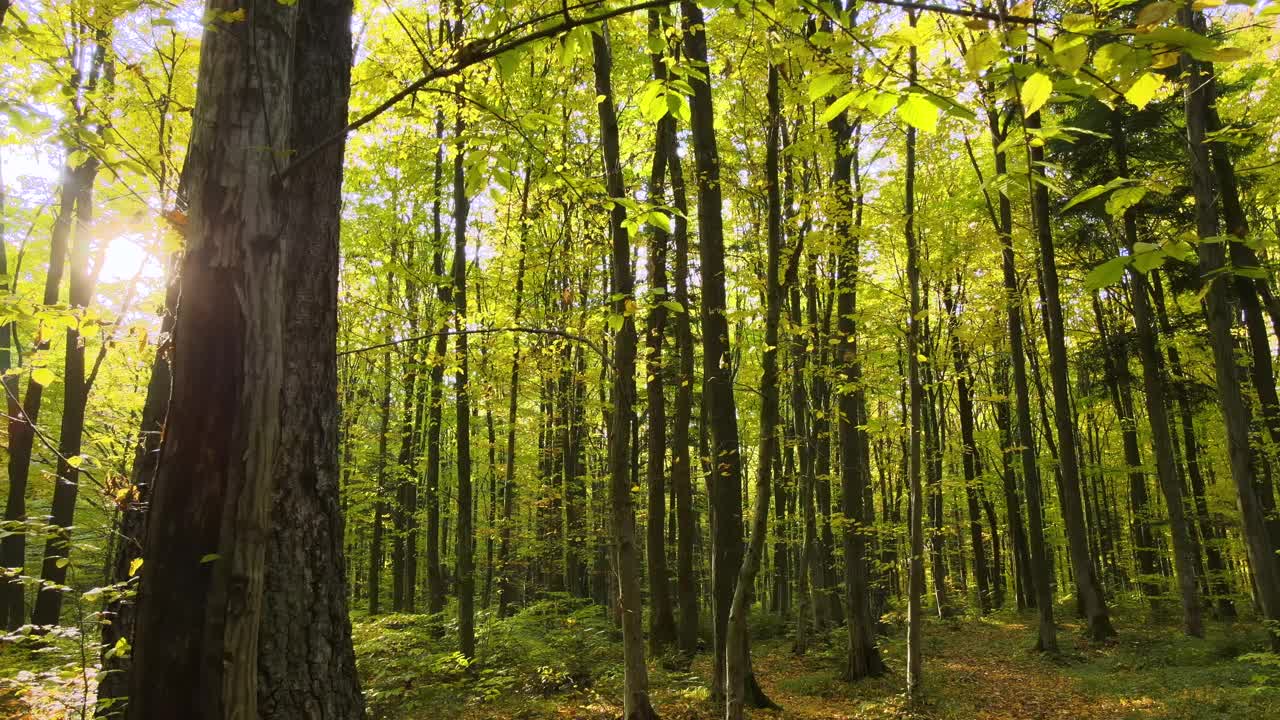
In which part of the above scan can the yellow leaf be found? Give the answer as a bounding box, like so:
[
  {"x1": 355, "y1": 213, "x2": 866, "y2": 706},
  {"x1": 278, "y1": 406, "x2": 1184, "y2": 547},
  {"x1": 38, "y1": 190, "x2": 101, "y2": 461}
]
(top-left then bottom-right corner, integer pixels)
[
  {"x1": 32, "y1": 368, "x2": 55, "y2": 386},
  {"x1": 129, "y1": 558, "x2": 143, "y2": 577},
  {"x1": 1136, "y1": 2, "x2": 1177, "y2": 28},
  {"x1": 1124, "y1": 72, "x2": 1163, "y2": 110},
  {"x1": 898, "y1": 94, "x2": 938, "y2": 133},
  {"x1": 1021, "y1": 73, "x2": 1053, "y2": 117}
]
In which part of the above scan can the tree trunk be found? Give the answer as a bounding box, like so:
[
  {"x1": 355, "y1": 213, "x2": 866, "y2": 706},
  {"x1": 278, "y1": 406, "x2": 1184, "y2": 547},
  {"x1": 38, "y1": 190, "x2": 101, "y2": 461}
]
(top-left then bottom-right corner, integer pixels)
[
  {"x1": 905, "y1": 26, "x2": 926, "y2": 693},
  {"x1": 944, "y1": 281, "x2": 990, "y2": 614},
  {"x1": 644, "y1": 10, "x2": 677, "y2": 651},
  {"x1": 1113, "y1": 116, "x2": 1202, "y2": 634},
  {"x1": 258, "y1": 3, "x2": 363, "y2": 709},
  {"x1": 667, "y1": 90, "x2": 699, "y2": 658},
  {"x1": 727, "y1": 63, "x2": 785, "y2": 720},
  {"x1": 593, "y1": 23, "x2": 658, "y2": 720},
  {"x1": 97, "y1": 257, "x2": 178, "y2": 713},
  {"x1": 31, "y1": 156, "x2": 99, "y2": 626},
  {"x1": 1091, "y1": 295, "x2": 1160, "y2": 602},
  {"x1": 497, "y1": 174, "x2": 529, "y2": 617},
  {"x1": 1025, "y1": 106, "x2": 1114, "y2": 641},
  {"x1": 1152, "y1": 271, "x2": 1235, "y2": 618},
  {"x1": 681, "y1": 1, "x2": 766, "y2": 705},
  {"x1": 452, "y1": 62, "x2": 476, "y2": 658},
  {"x1": 1, "y1": 172, "x2": 75, "y2": 630},
  {"x1": 822, "y1": 13, "x2": 883, "y2": 675},
  {"x1": 990, "y1": 102, "x2": 1057, "y2": 651},
  {"x1": 127, "y1": 0, "x2": 362, "y2": 715},
  {"x1": 1180, "y1": 5, "x2": 1280, "y2": 648},
  {"x1": 425, "y1": 109, "x2": 449, "y2": 621}
]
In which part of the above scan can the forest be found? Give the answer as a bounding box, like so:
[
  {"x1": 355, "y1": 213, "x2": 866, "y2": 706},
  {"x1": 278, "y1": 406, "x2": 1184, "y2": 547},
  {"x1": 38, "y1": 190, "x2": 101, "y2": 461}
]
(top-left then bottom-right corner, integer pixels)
[{"x1": 0, "y1": 0, "x2": 1279, "y2": 718}]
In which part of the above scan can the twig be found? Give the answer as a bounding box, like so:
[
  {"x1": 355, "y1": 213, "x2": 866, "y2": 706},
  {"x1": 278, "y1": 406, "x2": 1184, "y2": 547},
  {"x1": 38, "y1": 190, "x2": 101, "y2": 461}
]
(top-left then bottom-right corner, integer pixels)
[{"x1": 338, "y1": 325, "x2": 613, "y2": 366}]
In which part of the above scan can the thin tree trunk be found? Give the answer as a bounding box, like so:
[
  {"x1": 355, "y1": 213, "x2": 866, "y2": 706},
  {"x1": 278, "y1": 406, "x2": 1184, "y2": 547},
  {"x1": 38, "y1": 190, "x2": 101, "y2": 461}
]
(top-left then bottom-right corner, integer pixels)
[
  {"x1": 727, "y1": 62, "x2": 786, "y2": 720},
  {"x1": 497, "y1": 171, "x2": 530, "y2": 617},
  {"x1": 905, "y1": 22, "x2": 926, "y2": 692},
  {"x1": 1025, "y1": 105, "x2": 1115, "y2": 641},
  {"x1": 1180, "y1": 5, "x2": 1280, "y2": 648},
  {"x1": 450, "y1": 12, "x2": 476, "y2": 654},
  {"x1": 944, "y1": 281, "x2": 990, "y2": 614},
  {"x1": 990, "y1": 102, "x2": 1057, "y2": 652},
  {"x1": 425, "y1": 110, "x2": 449, "y2": 620},
  {"x1": 32, "y1": 155, "x2": 100, "y2": 626},
  {"x1": 593, "y1": 23, "x2": 658, "y2": 720},
  {"x1": 1114, "y1": 113, "x2": 1202, "y2": 635},
  {"x1": 1, "y1": 172, "x2": 75, "y2": 630},
  {"x1": 644, "y1": 10, "x2": 677, "y2": 651},
  {"x1": 1091, "y1": 295, "x2": 1160, "y2": 602},
  {"x1": 667, "y1": 89, "x2": 699, "y2": 658}
]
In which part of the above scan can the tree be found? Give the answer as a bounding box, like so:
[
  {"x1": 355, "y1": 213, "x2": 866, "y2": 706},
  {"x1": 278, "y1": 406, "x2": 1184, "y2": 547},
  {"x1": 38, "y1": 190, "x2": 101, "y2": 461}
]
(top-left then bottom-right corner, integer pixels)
[
  {"x1": 126, "y1": 1, "x2": 362, "y2": 716},
  {"x1": 593, "y1": 21, "x2": 658, "y2": 720}
]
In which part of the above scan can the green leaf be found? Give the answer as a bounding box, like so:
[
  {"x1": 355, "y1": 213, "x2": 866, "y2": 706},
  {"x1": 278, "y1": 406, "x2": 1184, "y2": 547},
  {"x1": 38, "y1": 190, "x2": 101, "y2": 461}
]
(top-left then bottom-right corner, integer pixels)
[
  {"x1": 1132, "y1": 247, "x2": 1166, "y2": 273},
  {"x1": 808, "y1": 73, "x2": 842, "y2": 102},
  {"x1": 898, "y1": 94, "x2": 938, "y2": 133},
  {"x1": 1020, "y1": 73, "x2": 1053, "y2": 117},
  {"x1": 964, "y1": 35, "x2": 999, "y2": 77},
  {"x1": 1085, "y1": 256, "x2": 1131, "y2": 290},
  {"x1": 1124, "y1": 72, "x2": 1163, "y2": 110},
  {"x1": 1106, "y1": 186, "x2": 1148, "y2": 216},
  {"x1": 1052, "y1": 35, "x2": 1088, "y2": 74},
  {"x1": 1211, "y1": 46, "x2": 1250, "y2": 62},
  {"x1": 1094, "y1": 43, "x2": 1133, "y2": 76},
  {"x1": 200, "y1": 553, "x2": 221, "y2": 564},
  {"x1": 607, "y1": 313, "x2": 624, "y2": 332},
  {"x1": 819, "y1": 90, "x2": 861, "y2": 124},
  {"x1": 1062, "y1": 184, "x2": 1109, "y2": 211}
]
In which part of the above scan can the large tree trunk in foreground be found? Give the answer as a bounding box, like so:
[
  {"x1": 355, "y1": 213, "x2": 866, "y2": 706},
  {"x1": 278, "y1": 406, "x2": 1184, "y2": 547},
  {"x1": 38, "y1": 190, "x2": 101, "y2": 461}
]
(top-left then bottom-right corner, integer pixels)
[
  {"x1": 127, "y1": 0, "x2": 362, "y2": 716},
  {"x1": 97, "y1": 262, "x2": 177, "y2": 714}
]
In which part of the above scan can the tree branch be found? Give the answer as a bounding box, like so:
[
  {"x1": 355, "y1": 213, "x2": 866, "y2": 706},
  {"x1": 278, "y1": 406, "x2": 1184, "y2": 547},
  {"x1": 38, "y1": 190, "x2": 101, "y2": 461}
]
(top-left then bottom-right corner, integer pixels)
[
  {"x1": 277, "y1": 0, "x2": 671, "y2": 180},
  {"x1": 339, "y1": 325, "x2": 612, "y2": 366}
]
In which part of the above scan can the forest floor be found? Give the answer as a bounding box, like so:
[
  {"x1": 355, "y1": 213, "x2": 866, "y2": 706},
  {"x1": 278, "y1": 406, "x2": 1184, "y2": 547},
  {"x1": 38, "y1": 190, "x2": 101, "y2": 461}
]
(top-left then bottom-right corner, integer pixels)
[
  {"x1": 1, "y1": 600, "x2": 1278, "y2": 719},
  {"x1": 415, "y1": 600, "x2": 1279, "y2": 720}
]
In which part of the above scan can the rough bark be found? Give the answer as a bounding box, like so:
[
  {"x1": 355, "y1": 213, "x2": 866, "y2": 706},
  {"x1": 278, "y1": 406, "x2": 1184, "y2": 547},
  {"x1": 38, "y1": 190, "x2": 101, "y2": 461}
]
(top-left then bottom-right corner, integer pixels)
[{"x1": 127, "y1": 0, "x2": 362, "y2": 715}]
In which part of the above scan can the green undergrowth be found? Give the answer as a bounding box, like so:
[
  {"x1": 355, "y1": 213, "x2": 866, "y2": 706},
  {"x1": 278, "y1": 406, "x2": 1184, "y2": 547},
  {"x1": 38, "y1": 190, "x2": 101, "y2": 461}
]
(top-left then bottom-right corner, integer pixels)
[
  {"x1": 1061, "y1": 612, "x2": 1280, "y2": 719},
  {"x1": 351, "y1": 597, "x2": 1280, "y2": 720},
  {"x1": 354, "y1": 595, "x2": 627, "y2": 719}
]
